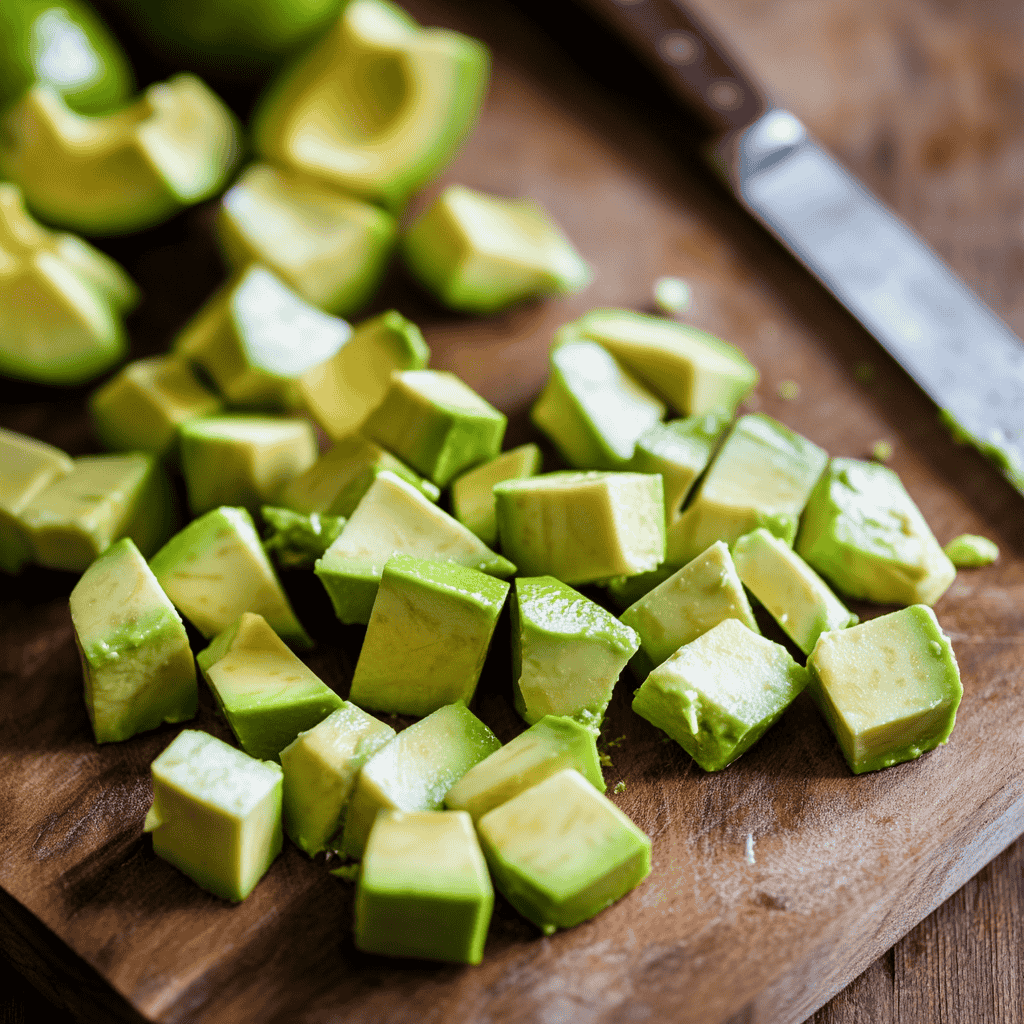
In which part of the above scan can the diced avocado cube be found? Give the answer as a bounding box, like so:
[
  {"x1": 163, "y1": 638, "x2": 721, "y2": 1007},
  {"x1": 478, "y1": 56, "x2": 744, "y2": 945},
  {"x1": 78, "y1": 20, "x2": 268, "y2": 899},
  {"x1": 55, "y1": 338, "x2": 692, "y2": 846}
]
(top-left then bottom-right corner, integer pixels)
[
  {"x1": 476, "y1": 769, "x2": 651, "y2": 934},
  {"x1": 363, "y1": 369, "x2": 506, "y2": 488},
  {"x1": 807, "y1": 605, "x2": 962, "y2": 774},
  {"x1": 280, "y1": 703, "x2": 395, "y2": 857},
  {"x1": 218, "y1": 163, "x2": 397, "y2": 317},
  {"x1": 733, "y1": 528, "x2": 857, "y2": 656},
  {"x1": 0, "y1": 427, "x2": 73, "y2": 573},
  {"x1": 279, "y1": 433, "x2": 439, "y2": 518},
  {"x1": 401, "y1": 184, "x2": 591, "y2": 314},
  {"x1": 260, "y1": 506, "x2": 346, "y2": 570},
  {"x1": 494, "y1": 471, "x2": 665, "y2": 585},
  {"x1": 350, "y1": 553, "x2": 509, "y2": 717},
  {"x1": 632, "y1": 618, "x2": 808, "y2": 772},
  {"x1": 943, "y1": 533, "x2": 999, "y2": 568},
  {"x1": 445, "y1": 715, "x2": 605, "y2": 820},
  {"x1": 354, "y1": 809, "x2": 493, "y2": 963},
  {"x1": 89, "y1": 355, "x2": 222, "y2": 457},
  {"x1": 511, "y1": 576, "x2": 639, "y2": 734},
  {"x1": 144, "y1": 729, "x2": 282, "y2": 902},
  {"x1": 795, "y1": 458, "x2": 956, "y2": 606},
  {"x1": 178, "y1": 414, "x2": 319, "y2": 516},
  {"x1": 175, "y1": 266, "x2": 351, "y2": 411},
  {"x1": 149, "y1": 506, "x2": 311, "y2": 648},
  {"x1": 666, "y1": 414, "x2": 828, "y2": 567},
  {"x1": 620, "y1": 541, "x2": 759, "y2": 679},
  {"x1": 341, "y1": 701, "x2": 500, "y2": 858},
  {"x1": 602, "y1": 565, "x2": 679, "y2": 611},
  {"x1": 197, "y1": 612, "x2": 343, "y2": 761},
  {"x1": 314, "y1": 471, "x2": 514, "y2": 625},
  {"x1": 531, "y1": 338, "x2": 665, "y2": 470},
  {"x1": 70, "y1": 538, "x2": 197, "y2": 743},
  {"x1": 450, "y1": 443, "x2": 542, "y2": 547},
  {"x1": 298, "y1": 310, "x2": 430, "y2": 442},
  {"x1": 18, "y1": 452, "x2": 173, "y2": 572}
]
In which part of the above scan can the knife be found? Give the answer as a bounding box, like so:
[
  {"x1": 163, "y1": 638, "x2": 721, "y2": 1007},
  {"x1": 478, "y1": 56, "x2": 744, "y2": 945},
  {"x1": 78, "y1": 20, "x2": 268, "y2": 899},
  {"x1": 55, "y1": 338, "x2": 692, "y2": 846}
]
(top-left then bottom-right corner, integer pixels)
[{"x1": 568, "y1": 0, "x2": 1024, "y2": 492}]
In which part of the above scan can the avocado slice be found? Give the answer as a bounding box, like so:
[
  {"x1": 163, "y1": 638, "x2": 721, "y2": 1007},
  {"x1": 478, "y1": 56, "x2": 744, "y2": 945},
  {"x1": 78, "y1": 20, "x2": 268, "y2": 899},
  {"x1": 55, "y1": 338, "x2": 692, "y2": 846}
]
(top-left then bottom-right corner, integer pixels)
[
  {"x1": 451, "y1": 443, "x2": 542, "y2": 547},
  {"x1": 943, "y1": 533, "x2": 998, "y2": 568}
]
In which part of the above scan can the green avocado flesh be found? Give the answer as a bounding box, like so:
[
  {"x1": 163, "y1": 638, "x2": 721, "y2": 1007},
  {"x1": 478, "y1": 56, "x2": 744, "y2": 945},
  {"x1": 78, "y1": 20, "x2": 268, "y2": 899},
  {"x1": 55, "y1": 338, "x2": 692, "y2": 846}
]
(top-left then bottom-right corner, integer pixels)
[
  {"x1": 632, "y1": 618, "x2": 809, "y2": 772},
  {"x1": 355, "y1": 810, "x2": 493, "y2": 963},
  {"x1": 476, "y1": 769, "x2": 651, "y2": 935},
  {"x1": 943, "y1": 533, "x2": 998, "y2": 568},
  {"x1": 807, "y1": 605, "x2": 962, "y2": 774},
  {"x1": 145, "y1": 729, "x2": 282, "y2": 902},
  {"x1": 261, "y1": 506, "x2": 346, "y2": 570},
  {"x1": 70, "y1": 538, "x2": 197, "y2": 743},
  {"x1": 451, "y1": 443, "x2": 542, "y2": 548}
]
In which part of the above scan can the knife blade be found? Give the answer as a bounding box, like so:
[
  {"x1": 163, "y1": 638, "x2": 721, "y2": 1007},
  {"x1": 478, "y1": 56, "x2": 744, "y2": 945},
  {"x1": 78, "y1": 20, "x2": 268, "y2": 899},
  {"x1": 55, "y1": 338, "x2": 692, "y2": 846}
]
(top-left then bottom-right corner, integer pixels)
[{"x1": 574, "y1": 0, "x2": 1024, "y2": 492}]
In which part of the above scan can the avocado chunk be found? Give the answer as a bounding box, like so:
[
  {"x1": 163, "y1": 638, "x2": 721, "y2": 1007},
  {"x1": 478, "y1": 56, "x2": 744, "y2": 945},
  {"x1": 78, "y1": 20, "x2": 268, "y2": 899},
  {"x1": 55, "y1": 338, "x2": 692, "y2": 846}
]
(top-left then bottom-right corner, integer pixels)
[
  {"x1": 341, "y1": 701, "x2": 500, "y2": 858},
  {"x1": 175, "y1": 266, "x2": 351, "y2": 411},
  {"x1": 178, "y1": 414, "x2": 319, "y2": 516},
  {"x1": 494, "y1": 471, "x2": 665, "y2": 585},
  {"x1": 602, "y1": 565, "x2": 680, "y2": 611},
  {"x1": 476, "y1": 768, "x2": 651, "y2": 934},
  {"x1": 445, "y1": 715, "x2": 605, "y2": 821},
  {"x1": 18, "y1": 452, "x2": 172, "y2": 572},
  {"x1": 943, "y1": 533, "x2": 999, "y2": 568},
  {"x1": 90, "y1": 355, "x2": 222, "y2": 457},
  {"x1": 0, "y1": 74, "x2": 240, "y2": 235},
  {"x1": 70, "y1": 538, "x2": 197, "y2": 743},
  {"x1": 807, "y1": 605, "x2": 962, "y2": 774},
  {"x1": 363, "y1": 369, "x2": 507, "y2": 488},
  {"x1": 451, "y1": 443, "x2": 542, "y2": 547},
  {"x1": 354, "y1": 809, "x2": 493, "y2": 963},
  {"x1": 144, "y1": 729, "x2": 283, "y2": 902},
  {"x1": 795, "y1": 458, "x2": 956, "y2": 606},
  {"x1": 349, "y1": 553, "x2": 509, "y2": 717},
  {"x1": 620, "y1": 541, "x2": 759, "y2": 679},
  {"x1": 401, "y1": 184, "x2": 591, "y2": 313},
  {"x1": 555, "y1": 308, "x2": 757, "y2": 416},
  {"x1": 666, "y1": 413, "x2": 828, "y2": 567},
  {"x1": 632, "y1": 618, "x2": 808, "y2": 772},
  {"x1": 511, "y1": 576, "x2": 639, "y2": 734},
  {"x1": 314, "y1": 470, "x2": 514, "y2": 625},
  {"x1": 0, "y1": 427, "x2": 73, "y2": 573},
  {"x1": 279, "y1": 702, "x2": 395, "y2": 856},
  {"x1": 733, "y1": 528, "x2": 857, "y2": 656},
  {"x1": 253, "y1": 0, "x2": 489, "y2": 211},
  {"x1": 218, "y1": 163, "x2": 396, "y2": 317},
  {"x1": 197, "y1": 612, "x2": 343, "y2": 761},
  {"x1": 149, "y1": 506, "x2": 311, "y2": 647},
  {"x1": 260, "y1": 506, "x2": 346, "y2": 570},
  {"x1": 298, "y1": 310, "x2": 429, "y2": 442}
]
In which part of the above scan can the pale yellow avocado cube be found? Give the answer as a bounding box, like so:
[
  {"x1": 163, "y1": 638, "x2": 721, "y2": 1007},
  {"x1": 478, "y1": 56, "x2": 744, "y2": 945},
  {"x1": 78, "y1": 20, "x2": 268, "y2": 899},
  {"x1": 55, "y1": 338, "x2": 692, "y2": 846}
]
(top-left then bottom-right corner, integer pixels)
[{"x1": 450, "y1": 443, "x2": 542, "y2": 547}]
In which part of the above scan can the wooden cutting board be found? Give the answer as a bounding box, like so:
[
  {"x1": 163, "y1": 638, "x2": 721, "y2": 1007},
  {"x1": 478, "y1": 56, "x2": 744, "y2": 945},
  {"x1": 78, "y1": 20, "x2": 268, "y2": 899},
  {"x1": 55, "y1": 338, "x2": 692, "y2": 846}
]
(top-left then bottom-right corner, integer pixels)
[{"x1": 3, "y1": 1, "x2": 1024, "y2": 1022}]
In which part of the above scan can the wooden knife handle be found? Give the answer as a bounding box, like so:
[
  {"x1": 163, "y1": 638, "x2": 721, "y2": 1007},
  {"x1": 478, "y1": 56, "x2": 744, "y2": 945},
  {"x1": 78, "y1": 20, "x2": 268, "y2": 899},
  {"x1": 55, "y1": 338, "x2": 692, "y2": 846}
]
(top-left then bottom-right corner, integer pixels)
[{"x1": 573, "y1": 0, "x2": 768, "y2": 136}]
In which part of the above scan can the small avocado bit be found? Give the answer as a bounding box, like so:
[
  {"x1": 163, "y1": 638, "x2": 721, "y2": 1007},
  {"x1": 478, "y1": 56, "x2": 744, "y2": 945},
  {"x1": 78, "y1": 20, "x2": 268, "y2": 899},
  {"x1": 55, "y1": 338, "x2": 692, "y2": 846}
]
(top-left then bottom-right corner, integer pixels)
[
  {"x1": 197, "y1": 613, "x2": 343, "y2": 762},
  {"x1": 807, "y1": 605, "x2": 962, "y2": 774},
  {"x1": 944, "y1": 533, "x2": 999, "y2": 569},
  {"x1": 349, "y1": 553, "x2": 509, "y2": 718},
  {"x1": 261, "y1": 506, "x2": 345, "y2": 570},
  {"x1": 145, "y1": 729, "x2": 283, "y2": 902},
  {"x1": 632, "y1": 618, "x2": 808, "y2": 772},
  {"x1": 476, "y1": 769, "x2": 651, "y2": 935},
  {"x1": 451, "y1": 443, "x2": 542, "y2": 547},
  {"x1": 354, "y1": 809, "x2": 493, "y2": 964},
  {"x1": 70, "y1": 539, "x2": 197, "y2": 744}
]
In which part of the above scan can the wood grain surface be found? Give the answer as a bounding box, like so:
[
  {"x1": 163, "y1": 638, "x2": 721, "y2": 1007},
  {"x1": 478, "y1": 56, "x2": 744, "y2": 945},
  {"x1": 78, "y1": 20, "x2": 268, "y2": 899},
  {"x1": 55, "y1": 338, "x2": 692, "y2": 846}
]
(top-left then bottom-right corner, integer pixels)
[{"x1": 2, "y1": 0, "x2": 1024, "y2": 1021}]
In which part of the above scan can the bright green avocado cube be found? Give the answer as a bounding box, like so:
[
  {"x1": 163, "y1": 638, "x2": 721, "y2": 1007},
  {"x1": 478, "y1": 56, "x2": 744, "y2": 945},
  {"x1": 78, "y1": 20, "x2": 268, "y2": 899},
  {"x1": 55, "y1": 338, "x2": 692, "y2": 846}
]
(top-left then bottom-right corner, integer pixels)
[
  {"x1": 632, "y1": 618, "x2": 808, "y2": 772},
  {"x1": 280, "y1": 703, "x2": 395, "y2": 856},
  {"x1": 476, "y1": 769, "x2": 651, "y2": 934},
  {"x1": 445, "y1": 715, "x2": 605, "y2": 821},
  {"x1": 260, "y1": 506, "x2": 346, "y2": 570},
  {"x1": 795, "y1": 458, "x2": 956, "y2": 606},
  {"x1": 620, "y1": 540, "x2": 759, "y2": 679},
  {"x1": 341, "y1": 701, "x2": 500, "y2": 858},
  {"x1": 401, "y1": 184, "x2": 591, "y2": 314},
  {"x1": 494, "y1": 471, "x2": 665, "y2": 585},
  {"x1": 70, "y1": 538, "x2": 196, "y2": 743},
  {"x1": 450, "y1": 443, "x2": 542, "y2": 547},
  {"x1": 363, "y1": 369, "x2": 506, "y2": 488},
  {"x1": 807, "y1": 605, "x2": 962, "y2": 774},
  {"x1": 197, "y1": 612, "x2": 343, "y2": 761},
  {"x1": 355, "y1": 809, "x2": 493, "y2": 963},
  {"x1": 349, "y1": 553, "x2": 509, "y2": 718},
  {"x1": 144, "y1": 729, "x2": 282, "y2": 902},
  {"x1": 943, "y1": 533, "x2": 998, "y2": 568},
  {"x1": 511, "y1": 576, "x2": 639, "y2": 734}
]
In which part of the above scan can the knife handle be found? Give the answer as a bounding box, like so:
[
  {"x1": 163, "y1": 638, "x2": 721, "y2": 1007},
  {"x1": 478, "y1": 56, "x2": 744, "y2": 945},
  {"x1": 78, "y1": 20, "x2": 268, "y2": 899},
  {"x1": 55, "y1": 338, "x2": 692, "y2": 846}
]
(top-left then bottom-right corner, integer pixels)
[{"x1": 573, "y1": 0, "x2": 768, "y2": 137}]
